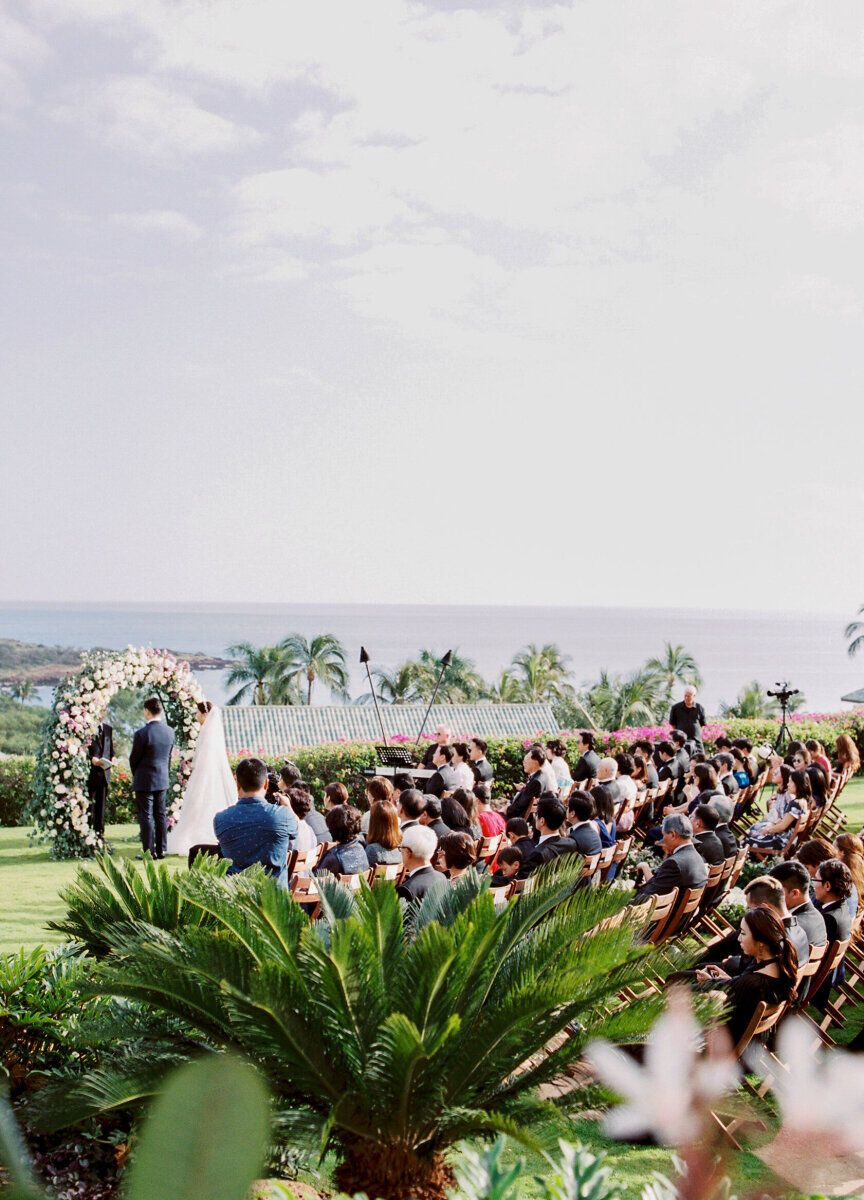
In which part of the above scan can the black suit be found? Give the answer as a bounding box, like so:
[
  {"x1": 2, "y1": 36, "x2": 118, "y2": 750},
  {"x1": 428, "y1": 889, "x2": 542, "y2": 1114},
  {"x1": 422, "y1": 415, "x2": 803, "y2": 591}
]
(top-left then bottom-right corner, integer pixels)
[
  {"x1": 519, "y1": 834, "x2": 582, "y2": 878},
  {"x1": 569, "y1": 822, "x2": 603, "y2": 856},
  {"x1": 426, "y1": 818, "x2": 450, "y2": 842},
  {"x1": 472, "y1": 757, "x2": 494, "y2": 783},
  {"x1": 658, "y1": 760, "x2": 680, "y2": 783},
  {"x1": 790, "y1": 899, "x2": 827, "y2": 948},
  {"x1": 397, "y1": 865, "x2": 448, "y2": 902},
  {"x1": 693, "y1": 830, "x2": 725, "y2": 866},
  {"x1": 511, "y1": 835, "x2": 536, "y2": 863},
  {"x1": 573, "y1": 749, "x2": 600, "y2": 783},
  {"x1": 720, "y1": 773, "x2": 740, "y2": 798},
  {"x1": 86, "y1": 723, "x2": 113, "y2": 837},
  {"x1": 636, "y1": 842, "x2": 708, "y2": 898},
  {"x1": 816, "y1": 898, "x2": 852, "y2": 944},
  {"x1": 715, "y1": 822, "x2": 738, "y2": 858},
  {"x1": 506, "y1": 772, "x2": 543, "y2": 820}
]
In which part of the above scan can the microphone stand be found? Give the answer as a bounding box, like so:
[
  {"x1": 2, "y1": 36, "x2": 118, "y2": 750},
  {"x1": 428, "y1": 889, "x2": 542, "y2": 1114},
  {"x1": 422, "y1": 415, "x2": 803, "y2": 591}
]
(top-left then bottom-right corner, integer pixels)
[
  {"x1": 414, "y1": 650, "x2": 452, "y2": 751},
  {"x1": 360, "y1": 647, "x2": 388, "y2": 746}
]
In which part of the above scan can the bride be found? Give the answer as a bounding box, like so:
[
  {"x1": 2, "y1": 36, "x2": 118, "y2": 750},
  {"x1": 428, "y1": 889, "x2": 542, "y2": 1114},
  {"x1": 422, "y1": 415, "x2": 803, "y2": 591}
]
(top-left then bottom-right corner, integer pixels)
[{"x1": 167, "y1": 701, "x2": 237, "y2": 856}]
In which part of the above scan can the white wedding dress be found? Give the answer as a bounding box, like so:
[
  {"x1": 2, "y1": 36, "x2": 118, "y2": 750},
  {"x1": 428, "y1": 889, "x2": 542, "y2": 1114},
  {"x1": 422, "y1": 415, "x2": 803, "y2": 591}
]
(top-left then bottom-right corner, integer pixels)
[{"x1": 167, "y1": 706, "x2": 237, "y2": 856}]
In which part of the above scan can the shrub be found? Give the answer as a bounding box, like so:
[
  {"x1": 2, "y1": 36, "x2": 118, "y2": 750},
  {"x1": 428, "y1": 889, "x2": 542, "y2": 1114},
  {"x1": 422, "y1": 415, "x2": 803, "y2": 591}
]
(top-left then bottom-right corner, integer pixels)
[{"x1": 34, "y1": 861, "x2": 686, "y2": 1200}]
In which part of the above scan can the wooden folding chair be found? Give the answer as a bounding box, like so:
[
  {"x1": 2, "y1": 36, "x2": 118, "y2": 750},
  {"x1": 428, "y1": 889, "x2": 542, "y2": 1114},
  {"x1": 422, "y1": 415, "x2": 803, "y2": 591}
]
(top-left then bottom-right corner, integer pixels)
[
  {"x1": 797, "y1": 937, "x2": 853, "y2": 1043},
  {"x1": 664, "y1": 885, "x2": 706, "y2": 938},
  {"x1": 287, "y1": 843, "x2": 324, "y2": 876},
  {"x1": 368, "y1": 862, "x2": 402, "y2": 883},
  {"x1": 635, "y1": 887, "x2": 680, "y2": 944},
  {"x1": 711, "y1": 1000, "x2": 789, "y2": 1149},
  {"x1": 290, "y1": 874, "x2": 321, "y2": 919},
  {"x1": 697, "y1": 862, "x2": 726, "y2": 914},
  {"x1": 506, "y1": 875, "x2": 536, "y2": 899},
  {"x1": 580, "y1": 852, "x2": 601, "y2": 881},
  {"x1": 476, "y1": 833, "x2": 502, "y2": 865}
]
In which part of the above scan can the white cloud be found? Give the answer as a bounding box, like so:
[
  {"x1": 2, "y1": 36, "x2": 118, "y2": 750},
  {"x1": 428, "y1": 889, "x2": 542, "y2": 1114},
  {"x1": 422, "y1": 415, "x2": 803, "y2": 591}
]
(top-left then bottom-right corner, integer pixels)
[
  {"x1": 109, "y1": 208, "x2": 202, "y2": 240},
  {"x1": 0, "y1": 12, "x2": 50, "y2": 119},
  {"x1": 52, "y1": 74, "x2": 261, "y2": 158}
]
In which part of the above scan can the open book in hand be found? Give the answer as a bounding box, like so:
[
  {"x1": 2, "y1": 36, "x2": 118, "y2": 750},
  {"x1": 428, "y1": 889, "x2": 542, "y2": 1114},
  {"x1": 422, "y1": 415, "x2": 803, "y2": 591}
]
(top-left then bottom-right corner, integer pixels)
[{"x1": 94, "y1": 757, "x2": 114, "y2": 769}]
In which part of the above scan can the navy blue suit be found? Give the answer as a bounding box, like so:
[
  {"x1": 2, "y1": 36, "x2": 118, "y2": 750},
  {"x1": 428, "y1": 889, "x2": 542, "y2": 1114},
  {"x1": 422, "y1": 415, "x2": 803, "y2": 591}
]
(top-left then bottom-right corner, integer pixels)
[
  {"x1": 129, "y1": 719, "x2": 175, "y2": 857},
  {"x1": 214, "y1": 796, "x2": 297, "y2": 886}
]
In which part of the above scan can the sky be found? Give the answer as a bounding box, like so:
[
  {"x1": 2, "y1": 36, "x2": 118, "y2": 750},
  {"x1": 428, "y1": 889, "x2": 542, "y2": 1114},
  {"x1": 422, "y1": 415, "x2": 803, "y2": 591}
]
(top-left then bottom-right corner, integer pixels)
[{"x1": 1, "y1": 0, "x2": 863, "y2": 614}]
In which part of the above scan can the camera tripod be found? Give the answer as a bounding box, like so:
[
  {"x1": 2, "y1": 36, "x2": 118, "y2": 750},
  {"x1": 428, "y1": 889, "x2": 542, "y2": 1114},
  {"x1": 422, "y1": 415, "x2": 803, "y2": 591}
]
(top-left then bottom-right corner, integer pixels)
[{"x1": 766, "y1": 682, "x2": 799, "y2": 753}]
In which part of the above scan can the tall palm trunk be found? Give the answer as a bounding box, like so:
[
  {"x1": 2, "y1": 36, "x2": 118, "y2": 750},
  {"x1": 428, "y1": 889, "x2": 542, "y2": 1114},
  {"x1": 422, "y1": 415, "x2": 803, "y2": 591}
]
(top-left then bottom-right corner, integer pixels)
[
  {"x1": 335, "y1": 1141, "x2": 453, "y2": 1200},
  {"x1": 306, "y1": 670, "x2": 314, "y2": 705}
]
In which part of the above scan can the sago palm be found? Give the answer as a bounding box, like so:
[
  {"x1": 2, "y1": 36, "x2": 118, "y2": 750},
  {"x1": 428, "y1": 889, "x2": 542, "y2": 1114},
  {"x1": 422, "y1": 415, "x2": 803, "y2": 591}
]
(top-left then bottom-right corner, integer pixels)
[
  {"x1": 39, "y1": 863, "x2": 681, "y2": 1200},
  {"x1": 224, "y1": 643, "x2": 287, "y2": 705},
  {"x1": 278, "y1": 633, "x2": 349, "y2": 704}
]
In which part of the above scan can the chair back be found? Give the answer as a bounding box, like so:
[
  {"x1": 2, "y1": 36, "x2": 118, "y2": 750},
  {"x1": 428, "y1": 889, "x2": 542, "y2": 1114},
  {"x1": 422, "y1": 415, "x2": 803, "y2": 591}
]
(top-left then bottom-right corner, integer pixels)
[
  {"x1": 288, "y1": 843, "x2": 324, "y2": 876},
  {"x1": 338, "y1": 873, "x2": 364, "y2": 892},
  {"x1": 639, "y1": 887, "x2": 679, "y2": 943},
  {"x1": 476, "y1": 833, "x2": 502, "y2": 863},
  {"x1": 507, "y1": 875, "x2": 536, "y2": 899},
  {"x1": 698, "y1": 862, "x2": 726, "y2": 913},
  {"x1": 727, "y1": 847, "x2": 749, "y2": 889},
  {"x1": 368, "y1": 862, "x2": 402, "y2": 882},
  {"x1": 796, "y1": 939, "x2": 827, "y2": 989},
  {"x1": 666, "y1": 885, "x2": 706, "y2": 936},
  {"x1": 733, "y1": 1000, "x2": 787, "y2": 1058},
  {"x1": 807, "y1": 936, "x2": 852, "y2": 998},
  {"x1": 581, "y1": 852, "x2": 601, "y2": 880}
]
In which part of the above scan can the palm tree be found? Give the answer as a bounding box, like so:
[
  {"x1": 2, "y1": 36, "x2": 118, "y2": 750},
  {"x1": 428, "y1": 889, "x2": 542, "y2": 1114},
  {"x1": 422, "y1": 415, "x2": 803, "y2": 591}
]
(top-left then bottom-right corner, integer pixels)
[
  {"x1": 40, "y1": 861, "x2": 680, "y2": 1200},
  {"x1": 10, "y1": 679, "x2": 37, "y2": 704},
  {"x1": 509, "y1": 643, "x2": 574, "y2": 703},
  {"x1": 846, "y1": 606, "x2": 864, "y2": 658},
  {"x1": 719, "y1": 680, "x2": 807, "y2": 719},
  {"x1": 278, "y1": 633, "x2": 349, "y2": 705},
  {"x1": 485, "y1": 670, "x2": 524, "y2": 704},
  {"x1": 412, "y1": 648, "x2": 487, "y2": 703},
  {"x1": 372, "y1": 661, "x2": 421, "y2": 704},
  {"x1": 645, "y1": 643, "x2": 703, "y2": 701},
  {"x1": 224, "y1": 643, "x2": 288, "y2": 705},
  {"x1": 583, "y1": 668, "x2": 664, "y2": 731}
]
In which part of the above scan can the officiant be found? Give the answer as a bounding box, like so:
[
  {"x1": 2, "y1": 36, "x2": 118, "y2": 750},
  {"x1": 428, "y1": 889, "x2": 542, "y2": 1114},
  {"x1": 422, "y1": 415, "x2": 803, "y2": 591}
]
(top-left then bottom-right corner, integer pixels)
[{"x1": 87, "y1": 722, "x2": 113, "y2": 838}]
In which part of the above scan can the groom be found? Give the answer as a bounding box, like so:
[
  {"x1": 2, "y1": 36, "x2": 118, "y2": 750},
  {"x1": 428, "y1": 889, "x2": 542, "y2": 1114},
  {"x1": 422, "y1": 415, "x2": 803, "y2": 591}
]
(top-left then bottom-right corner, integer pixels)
[{"x1": 129, "y1": 696, "x2": 175, "y2": 858}]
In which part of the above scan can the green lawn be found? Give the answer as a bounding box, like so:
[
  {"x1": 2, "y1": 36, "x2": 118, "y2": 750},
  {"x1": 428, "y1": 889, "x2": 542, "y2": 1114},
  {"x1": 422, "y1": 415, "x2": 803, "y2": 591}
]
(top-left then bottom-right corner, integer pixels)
[{"x1": 3, "y1": 779, "x2": 863, "y2": 957}]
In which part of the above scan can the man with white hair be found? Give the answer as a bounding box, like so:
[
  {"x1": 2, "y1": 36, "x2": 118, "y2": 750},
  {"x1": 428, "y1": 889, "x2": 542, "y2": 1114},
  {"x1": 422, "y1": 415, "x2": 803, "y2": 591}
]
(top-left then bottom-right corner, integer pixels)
[
  {"x1": 396, "y1": 825, "x2": 448, "y2": 901},
  {"x1": 423, "y1": 725, "x2": 451, "y2": 769},
  {"x1": 669, "y1": 686, "x2": 706, "y2": 750},
  {"x1": 633, "y1": 813, "x2": 708, "y2": 897},
  {"x1": 593, "y1": 757, "x2": 621, "y2": 811}
]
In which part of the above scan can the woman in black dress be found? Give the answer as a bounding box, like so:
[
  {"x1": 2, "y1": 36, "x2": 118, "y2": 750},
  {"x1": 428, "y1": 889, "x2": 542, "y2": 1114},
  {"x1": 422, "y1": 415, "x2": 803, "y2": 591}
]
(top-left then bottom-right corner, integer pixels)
[{"x1": 696, "y1": 906, "x2": 798, "y2": 1049}]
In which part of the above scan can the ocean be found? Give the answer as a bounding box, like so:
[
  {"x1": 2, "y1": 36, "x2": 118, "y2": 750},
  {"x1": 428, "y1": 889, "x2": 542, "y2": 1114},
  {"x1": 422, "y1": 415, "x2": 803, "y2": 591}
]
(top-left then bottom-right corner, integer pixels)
[{"x1": 1, "y1": 602, "x2": 861, "y2": 717}]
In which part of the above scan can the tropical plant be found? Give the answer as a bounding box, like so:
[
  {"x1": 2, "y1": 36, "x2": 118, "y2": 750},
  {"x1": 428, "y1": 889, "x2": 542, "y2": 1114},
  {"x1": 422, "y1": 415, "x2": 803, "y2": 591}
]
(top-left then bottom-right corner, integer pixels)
[
  {"x1": 9, "y1": 679, "x2": 37, "y2": 704},
  {"x1": 39, "y1": 862, "x2": 683, "y2": 1200},
  {"x1": 581, "y1": 670, "x2": 665, "y2": 731},
  {"x1": 278, "y1": 633, "x2": 350, "y2": 705},
  {"x1": 224, "y1": 642, "x2": 291, "y2": 706},
  {"x1": 509, "y1": 644, "x2": 575, "y2": 704},
  {"x1": 0, "y1": 1055, "x2": 270, "y2": 1200},
  {"x1": 845, "y1": 605, "x2": 864, "y2": 659},
  {"x1": 412, "y1": 649, "x2": 488, "y2": 704},
  {"x1": 371, "y1": 661, "x2": 422, "y2": 705},
  {"x1": 718, "y1": 681, "x2": 806, "y2": 720},
  {"x1": 644, "y1": 644, "x2": 702, "y2": 703},
  {"x1": 48, "y1": 852, "x2": 231, "y2": 958},
  {"x1": 484, "y1": 671, "x2": 524, "y2": 705}
]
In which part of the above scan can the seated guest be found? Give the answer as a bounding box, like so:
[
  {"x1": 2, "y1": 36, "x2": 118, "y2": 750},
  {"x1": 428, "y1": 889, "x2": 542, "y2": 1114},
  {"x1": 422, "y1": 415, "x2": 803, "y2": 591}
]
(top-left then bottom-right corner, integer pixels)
[
  {"x1": 732, "y1": 737, "x2": 759, "y2": 784},
  {"x1": 805, "y1": 738, "x2": 832, "y2": 779},
  {"x1": 396, "y1": 825, "x2": 449, "y2": 901},
  {"x1": 450, "y1": 742, "x2": 476, "y2": 791},
  {"x1": 279, "y1": 786, "x2": 317, "y2": 853},
  {"x1": 318, "y1": 805, "x2": 370, "y2": 876},
  {"x1": 567, "y1": 791, "x2": 603, "y2": 855},
  {"x1": 361, "y1": 775, "x2": 396, "y2": 835},
  {"x1": 833, "y1": 833, "x2": 864, "y2": 917},
  {"x1": 613, "y1": 753, "x2": 638, "y2": 829},
  {"x1": 590, "y1": 786, "x2": 617, "y2": 848},
  {"x1": 670, "y1": 731, "x2": 691, "y2": 795},
  {"x1": 422, "y1": 725, "x2": 451, "y2": 769},
  {"x1": 436, "y1": 830, "x2": 477, "y2": 882},
  {"x1": 692, "y1": 804, "x2": 725, "y2": 865},
  {"x1": 573, "y1": 730, "x2": 600, "y2": 784},
  {"x1": 450, "y1": 787, "x2": 483, "y2": 839},
  {"x1": 634, "y1": 813, "x2": 708, "y2": 898},
  {"x1": 730, "y1": 748, "x2": 752, "y2": 789},
  {"x1": 518, "y1": 794, "x2": 583, "y2": 878},
  {"x1": 475, "y1": 782, "x2": 506, "y2": 837},
  {"x1": 419, "y1": 796, "x2": 449, "y2": 841},
  {"x1": 771, "y1": 860, "x2": 827, "y2": 949},
  {"x1": 323, "y1": 781, "x2": 348, "y2": 812},
  {"x1": 594, "y1": 757, "x2": 621, "y2": 811},
  {"x1": 441, "y1": 793, "x2": 474, "y2": 835},
  {"x1": 505, "y1": 817, "x2": 535, "y2": 861},
  {"x1": 744, "y1": 766, "x2": 807, "y2": 851},
  {"x1": 835, "y1": 732, "x2": 861, "y2": 777},
  {"x1": 425, "y1": 744, "x2": 460, "y2": 797},
  {"x1": 398, "y1": 787, "x2": 427, "y2": 830},
  {"x1": 468, "y1": 737, "x2": 494, "y2": 784},
  {"x1": 714, "y1": 753, "x2": 740, "y2": 798},
  {"x1": 281, "y1": 767, "x2": 328, "y2": 843},
  {"x1": 506, "y1": 748, "x2": 546, "y2": 819},
  {"x1": 364, "y1": 799, "x2": 403, "y2": 867},
  {"x1": 709, "y1": 796, "x2": 738, "y2": 858},
  {"x1": 813, "y1": 859, "x2": 854, "y2": 943},
  {"x1": 656, "y1": 741, "x2": 680, "y2": 785},
  {"x1": 796, "y1": 838, "x2": 834, "y2": 883},
  {"x1": 490, "y1": 846, "x2": 522, "y2": 888},
  {"x1": 545, "y1": 739, "x2": 573, "y2": 796},
  {"x1": 631, "y1": 739, "x2": 659, "y2": 790},
  {"x1": 695, "y1": 906, "x2": 798, "y2": 1048},
  {"x1": 215, "y1": 757, "x2": 297, "y2": 886},
  {"x1": 700, "y1": 875, "x2": 808, "y2": 970}
]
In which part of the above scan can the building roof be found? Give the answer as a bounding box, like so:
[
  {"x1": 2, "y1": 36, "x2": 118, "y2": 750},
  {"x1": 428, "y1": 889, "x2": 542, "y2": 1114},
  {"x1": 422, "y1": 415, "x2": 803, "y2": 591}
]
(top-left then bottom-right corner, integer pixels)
[
  {"x1": 841, "y1": 688, "x2": 864, "y2": 705},
  {"x1": 220, "y1": 703, "x2": 558, "y2": 754}
]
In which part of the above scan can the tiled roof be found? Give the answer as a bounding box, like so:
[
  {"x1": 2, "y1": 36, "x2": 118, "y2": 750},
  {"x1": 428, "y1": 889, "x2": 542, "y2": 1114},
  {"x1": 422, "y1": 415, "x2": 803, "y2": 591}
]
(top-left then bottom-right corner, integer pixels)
[
  {"x1": 221, "y1": 703, "x2": 558, "y2": 754},
  {"x1": 841, "y1": 689, "x2": 864, "y2": 704}
]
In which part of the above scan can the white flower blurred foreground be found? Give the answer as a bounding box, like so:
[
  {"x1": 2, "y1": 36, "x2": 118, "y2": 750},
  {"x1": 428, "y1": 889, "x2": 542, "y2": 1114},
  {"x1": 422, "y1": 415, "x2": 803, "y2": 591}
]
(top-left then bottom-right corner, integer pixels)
[{"x1": 585, "y1": 989, "x2": 739, "y2": 1146}]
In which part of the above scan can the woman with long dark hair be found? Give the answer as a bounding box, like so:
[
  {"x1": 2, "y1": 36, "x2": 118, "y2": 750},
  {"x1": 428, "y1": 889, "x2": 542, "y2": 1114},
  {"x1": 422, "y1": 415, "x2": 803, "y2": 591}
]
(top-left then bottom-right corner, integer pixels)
[
  {"x1": 696, "y1": 906, "x2": 798, "y2": 1047},
  {"x1": 744, "y1": 766, "x2": 808, "y2": 851}
]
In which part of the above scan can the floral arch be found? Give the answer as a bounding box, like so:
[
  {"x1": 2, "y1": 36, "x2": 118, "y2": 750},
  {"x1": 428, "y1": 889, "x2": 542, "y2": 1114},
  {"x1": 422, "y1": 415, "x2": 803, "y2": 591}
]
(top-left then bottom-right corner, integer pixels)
[{"x1": 32, "y1": 647, "x2": 205, "y2": 860}]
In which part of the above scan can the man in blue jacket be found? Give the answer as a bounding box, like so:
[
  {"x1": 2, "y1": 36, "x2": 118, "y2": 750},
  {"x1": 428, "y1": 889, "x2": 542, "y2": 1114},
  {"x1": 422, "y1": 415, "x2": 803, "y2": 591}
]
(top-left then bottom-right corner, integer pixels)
[
  {"x1": 129, "y1": 696, "x2": 175, "y2": 858},
  {"x1": 214, "y1": 757, "x2": 297, "y2": 886}
]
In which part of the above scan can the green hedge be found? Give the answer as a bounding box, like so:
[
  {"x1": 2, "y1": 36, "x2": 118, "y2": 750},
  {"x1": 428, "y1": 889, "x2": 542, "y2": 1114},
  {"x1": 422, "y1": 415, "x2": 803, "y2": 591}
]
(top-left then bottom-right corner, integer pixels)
[{"x1": 2, "y1": 712, "x2": 863, "y2": 829}]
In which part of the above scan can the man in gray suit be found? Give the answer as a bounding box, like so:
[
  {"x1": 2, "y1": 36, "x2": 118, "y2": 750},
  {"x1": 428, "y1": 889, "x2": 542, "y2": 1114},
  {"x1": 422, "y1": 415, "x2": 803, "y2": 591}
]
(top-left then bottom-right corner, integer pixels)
[
  {"x1": 634, "y1": 813, "x2": 708, "y2": 898},
  {"x1": 129, "y1": 696, "x2": 175, "y2": 859}
]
